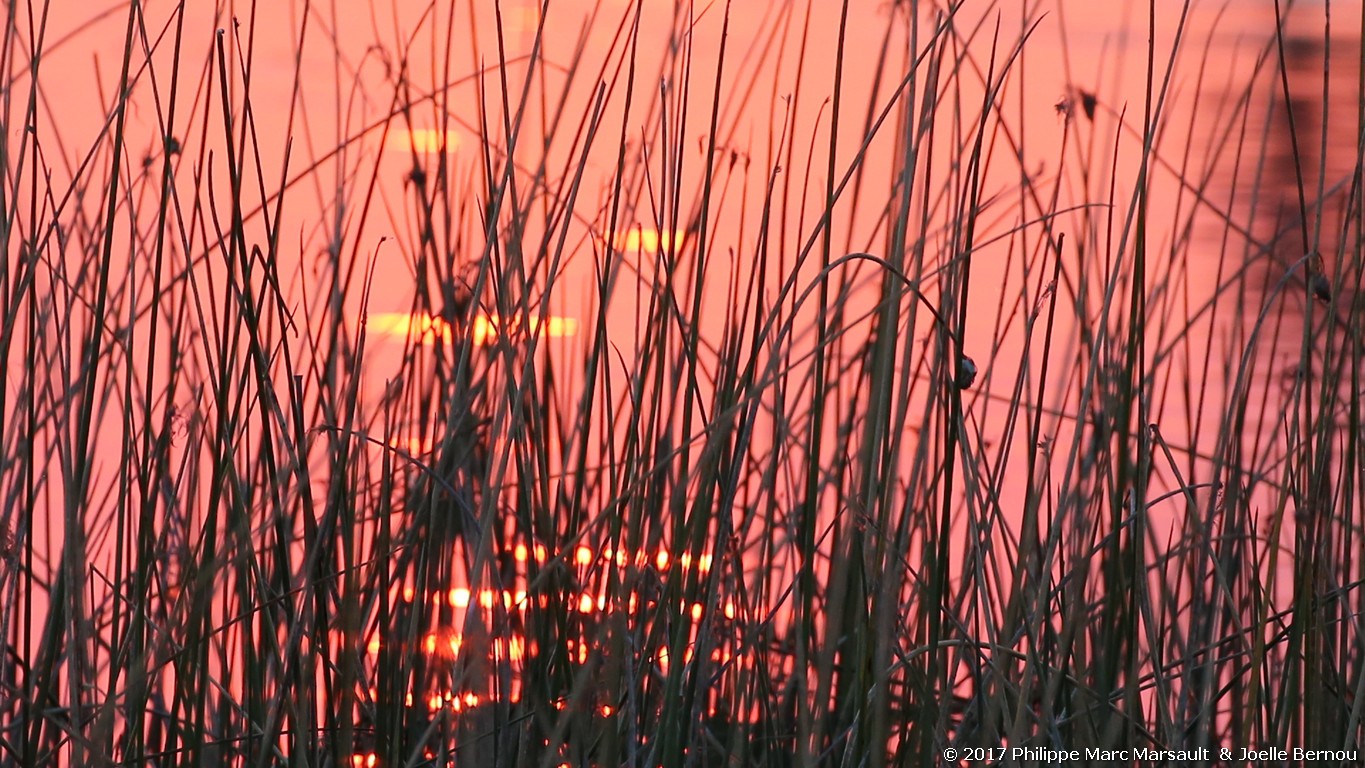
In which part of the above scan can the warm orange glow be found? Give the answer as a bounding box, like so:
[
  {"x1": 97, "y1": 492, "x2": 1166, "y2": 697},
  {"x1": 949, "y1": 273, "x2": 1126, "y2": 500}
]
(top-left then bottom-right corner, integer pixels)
[
  {"x1": 366, "y1": 312, "x2": 450, "y2": 342},
  {"x1": 471, "y1": 314, "x2": 579, "y2": 345},
  {"x1": 387, "y1": 434, "x2": 432, "y2": 455},
  {"x1": 677, "y1": 552, "x2": 714, "y2": 572},
  {"x1": 610, "y1": 226, "x2": 686, "y2": 253},
  {"x1": 392, "y1": 127, "x2": 460, "y2": 154},
  {"x1": 575, "y1": 545, "x2": 594, "y2": 566},
  {"x1": 378, "y1": 545, "x2": 739, "y2": 721},
  {"x1": 603, "y1": 547, "x2": 631, "y2": 567},
  {"x1": 396, "y1": 586, "x2": 535, "y2": 612},
  {"x1": 367, "y1": 311, "x2": 577, "y2": 346}
]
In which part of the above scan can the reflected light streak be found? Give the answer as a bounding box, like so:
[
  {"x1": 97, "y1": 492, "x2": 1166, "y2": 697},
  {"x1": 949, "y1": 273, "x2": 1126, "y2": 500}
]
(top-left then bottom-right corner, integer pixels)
[
  {"x1": 390, "y1": 128, "x2": 460, "y2": 154},
  {"x1": 610, "y1": 226, "x2": 686, "y2": 253},
  {"x1": 356, "y1": 543, "x2": 733, "y2": 748},
  {"x1": 368, "y1": 311, "x2": 578, "y2": 346}
]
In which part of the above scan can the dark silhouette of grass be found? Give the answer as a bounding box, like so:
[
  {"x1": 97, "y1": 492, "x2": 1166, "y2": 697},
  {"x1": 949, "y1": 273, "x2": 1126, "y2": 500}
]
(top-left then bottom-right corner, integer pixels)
[{"x1": 1, "y1": 0, "x2": 1363, "y2": 765}]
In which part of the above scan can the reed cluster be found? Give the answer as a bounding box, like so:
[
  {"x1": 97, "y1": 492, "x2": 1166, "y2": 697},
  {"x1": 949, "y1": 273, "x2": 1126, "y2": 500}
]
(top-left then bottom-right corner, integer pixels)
[{"x1": 1, "y1": 0, "x2": 1362, "y2": 765}]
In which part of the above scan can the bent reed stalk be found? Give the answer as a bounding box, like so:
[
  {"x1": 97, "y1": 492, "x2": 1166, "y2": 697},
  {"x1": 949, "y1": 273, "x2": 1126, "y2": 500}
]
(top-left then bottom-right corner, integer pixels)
[{"x1": 1, "y1": 0, "x2": 1363, "y2": 765}]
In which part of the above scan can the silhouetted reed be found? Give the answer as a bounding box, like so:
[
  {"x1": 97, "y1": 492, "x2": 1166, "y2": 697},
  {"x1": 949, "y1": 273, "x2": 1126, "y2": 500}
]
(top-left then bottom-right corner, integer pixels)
[{"x1": 1, "y1": 0, "x2": 1363, "y2": 765}]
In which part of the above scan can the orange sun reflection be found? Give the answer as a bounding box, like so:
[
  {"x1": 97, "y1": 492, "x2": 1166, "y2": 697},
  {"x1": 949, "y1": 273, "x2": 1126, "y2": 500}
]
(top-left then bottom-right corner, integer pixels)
[
  {"x1": 390, "y1": 128, "x2": 460, "y2": 154},
  {"x1": 364, "y1": 540, "x2": 733, "y2": 749},
  {"x1": 609, "y1": 226, "x2": 686, "y2": 253},
  {"x1": 368, "y1": 311, "x2": 578, "y2": 346}
]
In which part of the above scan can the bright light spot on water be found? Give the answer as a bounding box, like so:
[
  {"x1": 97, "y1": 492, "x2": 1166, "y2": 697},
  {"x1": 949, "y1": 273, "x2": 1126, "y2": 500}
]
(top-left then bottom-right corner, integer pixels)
[
  {"x1": 387, "y1": 434, "x2": 431, "y2": 455},
  {"x1": 392, "y1": 128, "x2": 460, "y2": 154},
  {"x1": 375, "y1": 546, "x2": 730, "y2": 718},
  {"x1": 575, "y1": 545, "x2": 593, "y2": 566},
  {"x1": 603, "y1": 546, "x2": 632, "y2": 566},
  {"x1": 367, "y1": 311, "x2": 578, "y2": 346},
  {"x1": 678, "y1": 552, "x2": 711, "y2": 571},
  {"x1": 610, "y1": 226, "x2": 685, "y2": 253}
]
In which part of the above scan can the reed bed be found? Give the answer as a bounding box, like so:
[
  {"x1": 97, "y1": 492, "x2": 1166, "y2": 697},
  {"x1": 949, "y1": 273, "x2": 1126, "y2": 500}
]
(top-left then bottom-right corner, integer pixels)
[{"x1": 1, "y1": 0, "x2": 1363, "y2": 765}]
